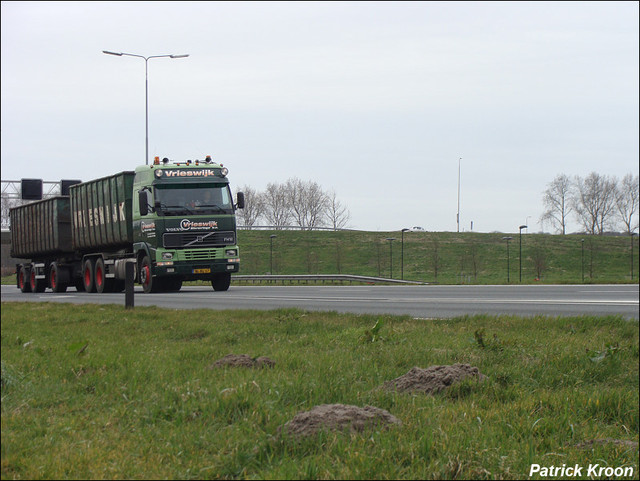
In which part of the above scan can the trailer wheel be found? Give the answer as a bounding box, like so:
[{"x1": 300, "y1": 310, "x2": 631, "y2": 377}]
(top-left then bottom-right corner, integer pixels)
[
  {"x1": 18, "y1": 266, "x2": 32, "y2": 293},
  {"x1": 30, "y1": 269, "x2": 46, "y2": 293},
  {"x1": 83, "y1": 258, "x2": 96, "y2": 293},
  {"x1": 211, "y1": 273, "x2": 231, "y2": 291},
  {"x1": 50, "y1": 262, "x2": 68, "y2": 293}
]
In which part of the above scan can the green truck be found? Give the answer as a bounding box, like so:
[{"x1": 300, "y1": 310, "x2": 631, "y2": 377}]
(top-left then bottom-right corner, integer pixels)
[{"x1": 11, "y1": 157, "x2": 244, "y2": 294}]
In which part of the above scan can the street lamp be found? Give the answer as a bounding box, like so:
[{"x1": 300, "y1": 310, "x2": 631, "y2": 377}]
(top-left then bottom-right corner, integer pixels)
[
  {"x1": 103, "y1": 50, "x2": 189, "y2": 165},
  {"x1": 457, "y1": 157, "x2": 461, "y2": 233},
  {"x1": 581, "y1": 239, "x2": 585, "y2": 283},
  {"x1": 386, "y1": 238, "x2": 396, "y2": 279},
  {"x1": 502, "y1": 236, "x2": 513, "y2": 283},
  {"x1": 401, "y1": 228, "x2": 409, "y2": 280},
  {"x1": 631, "y1": 232, "x2": 638, "y2": 280},
  {"x1": 519, "y1": 225, "x2": 527, "y2": 282},
  {"x1": 270, "y1": 235, "x2": 277, "y2": 274}
]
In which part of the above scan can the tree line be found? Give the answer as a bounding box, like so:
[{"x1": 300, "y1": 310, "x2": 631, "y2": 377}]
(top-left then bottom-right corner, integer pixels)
[
  {"x1": 235, "y1": 178, "x2": 351, "y2": 230},
  {"x1": 541, "y1": 172, "x2": 639, "y2": 235}
]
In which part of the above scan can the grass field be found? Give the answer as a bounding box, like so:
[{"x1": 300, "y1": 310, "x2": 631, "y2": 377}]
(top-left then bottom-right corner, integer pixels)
[
  {"x1": 236, "y1": 230, "x2": 639, "y2": 285},
  {"x1": 1, "y1": 302, "x2": 638, "y2": 479}
]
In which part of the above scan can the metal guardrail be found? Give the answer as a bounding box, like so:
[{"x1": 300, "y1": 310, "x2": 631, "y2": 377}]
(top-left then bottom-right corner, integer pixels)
[{"x1": 231, "y1": 274, "x2": 426, "y2": 285}]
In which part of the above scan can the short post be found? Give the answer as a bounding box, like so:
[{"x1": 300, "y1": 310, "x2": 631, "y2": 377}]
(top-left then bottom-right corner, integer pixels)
[{"x1": 125, "y1": 260, "x2": 135, "y2": 309}]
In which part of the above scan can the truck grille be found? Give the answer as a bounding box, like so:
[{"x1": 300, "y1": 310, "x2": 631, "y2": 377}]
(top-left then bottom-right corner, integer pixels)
[
  {"x1": 163, "y1": 231, "x2": 236, "y2": 248},
  {"x1": 182, "y1": 250, "x2": 221, "y2": 261}
]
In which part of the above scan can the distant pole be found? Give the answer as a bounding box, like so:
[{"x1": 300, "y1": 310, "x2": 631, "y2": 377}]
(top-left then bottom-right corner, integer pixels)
[
  {"x1": 519, "y1": 225, "x2": 527, "y2": 282},
  {"x1": 457, "y1": 157, "x2": 461, "y2": 233},
  {"x1": 386, "y1": 238, "x2": 396, "y2": 279},
  {"x1": 270, "y1": 235, "x2": 277, "y2": 274},
  {"x1": 631, "y1": 232, "x2": 637, "y2": 280},
  {"x1": 502, "y1": 236, "x2": 513, "y2": 283},
  {"x1": 401, "y1": 228, "x2": 409, "y2": 280},
  {"x1": 581, "y1": 239, "x2": 585, "y2": 283},
  {"x1": 102, "y1": 50, "x2": 189, "y2": 165}
]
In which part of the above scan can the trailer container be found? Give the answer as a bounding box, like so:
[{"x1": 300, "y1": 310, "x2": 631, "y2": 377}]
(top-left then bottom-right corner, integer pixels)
[{"x1": 70, "y1": 171, "x2": 135, "y2": 251}]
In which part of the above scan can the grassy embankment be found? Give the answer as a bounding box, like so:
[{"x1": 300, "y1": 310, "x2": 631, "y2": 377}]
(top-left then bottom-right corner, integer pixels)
[
  {"x1": 236, "y1": 230, "x2": 639, "y2": 284},
  {"x1": 1, "y1": 302, "x2": 638, "y2": 479}
]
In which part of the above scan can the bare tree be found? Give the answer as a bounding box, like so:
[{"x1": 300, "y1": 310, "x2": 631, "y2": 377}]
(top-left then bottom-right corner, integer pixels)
[
  {"x1": 235, "y1": 185, "x2": 264, "y2": 228},
  {"x1": 572, "y1": 172, "x2": 618, "y2": 235},
  {"x1": 326, "y1": 190, "x2": 350, "y2": 231},
  {"x1": 615, "y1": 173, "x2": 639, "y2": 234},
  {"x1": 286, "y1": 178, "x2": 328, "y2": 230},
  {"x1": 263, "y1": 182, "x2": 291, "y2": 229},
  {"x1": 540, "y1": 174, "x2": 573, "y2": 234}
]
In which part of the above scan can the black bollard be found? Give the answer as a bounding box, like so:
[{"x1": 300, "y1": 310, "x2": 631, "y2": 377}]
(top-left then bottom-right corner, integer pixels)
[{"x1": 125, "y1": 260, "x2": 135, "y2": 309}]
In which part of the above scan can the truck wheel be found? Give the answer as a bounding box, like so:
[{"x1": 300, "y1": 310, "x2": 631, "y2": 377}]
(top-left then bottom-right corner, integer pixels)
[
  {"x1": 30, "y1": 269, "x2": 46, "y2": 293},
  {"x1": 83, "y1": 259, "x2": 96, "y2": 293},
  {"x1": 50, "y1": 263, "x2": 68, "y2": 293},
  {"x1": 18, "y1": 266, "x2": 32, "y2": 293},
  {"x1": 211, "y1": 273, "x2": 231, "y2": 291},
  {"x1": 95, "y1": 258, "x2": 114, "y2": 293},
  {"x1": 139, "y1": 255, "x2": 159, "y2": 293}
]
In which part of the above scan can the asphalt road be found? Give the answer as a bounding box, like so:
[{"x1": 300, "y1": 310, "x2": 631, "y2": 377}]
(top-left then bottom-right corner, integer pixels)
[{"x1": 2, "y1": 284, "x2": 638, "y2": 319}]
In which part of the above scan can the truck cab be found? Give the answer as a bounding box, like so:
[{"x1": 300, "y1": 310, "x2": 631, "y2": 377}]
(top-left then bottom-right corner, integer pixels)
[{"x1": 133, "y1": 156, "x2": 244, "y2": 293}]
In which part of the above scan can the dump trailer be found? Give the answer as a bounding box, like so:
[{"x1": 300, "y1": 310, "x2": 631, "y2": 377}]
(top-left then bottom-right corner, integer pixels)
[{"x1": 11, "y1": 156, "x2": 244, "y2": 294}]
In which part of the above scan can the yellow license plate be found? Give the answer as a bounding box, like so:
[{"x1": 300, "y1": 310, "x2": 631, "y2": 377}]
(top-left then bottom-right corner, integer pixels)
[{"x1": 193, "y1": 268, "x2": 211, "y2": 274}]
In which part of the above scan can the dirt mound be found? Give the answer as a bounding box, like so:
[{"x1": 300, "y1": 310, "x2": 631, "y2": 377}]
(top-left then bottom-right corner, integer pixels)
[
  {"x1": 280, "y1": 404, "x2": 401, "y2": 437},
  {"x1": 383, "y1": 363, "x2": 486, "y2": 394},
  {"x1": 209, "y1": 354, "x2": 275, "y2": 368},
  {"x1": 574, "y1": 438, "x2": 639, "y2": 450}
]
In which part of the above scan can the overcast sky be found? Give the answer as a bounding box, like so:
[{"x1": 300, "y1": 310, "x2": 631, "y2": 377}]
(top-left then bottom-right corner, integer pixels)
[{"x1": 2, "y1": 1, "x2": 638, "y2": 233}]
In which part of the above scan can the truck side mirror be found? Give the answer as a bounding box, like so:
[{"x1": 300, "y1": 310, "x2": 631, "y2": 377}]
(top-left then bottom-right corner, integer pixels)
[
  {"x1": 138, "y1": 191, "x2": 149, "y2": 216},
  {"x1": 236, "y1": 192, "x2": 245, "y2": 209}
]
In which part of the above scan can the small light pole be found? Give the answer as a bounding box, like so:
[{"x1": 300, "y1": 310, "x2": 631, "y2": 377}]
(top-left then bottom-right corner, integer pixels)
[
  {"x1": 270, "y1": 235, "x2": 277, "y2": 274},
  {"x1": 631, "y1": 232, "x2": 638, "y2": 280},
  {"x1": 502, "y1": 236, "x2": 513, "y2": 283},
  {"x1": 102, "y1": 50, "x2": 189, "y2": 165},
  {"x1": 519, "y1": 225, "x2": 527, "y2": 282},
  {"x1": 401, "y1": 228, "x2": 409, "y2": 280},
  {"x1": 457, "y1": 157, "x2": 461, "y2": 233},
  {"x1": 581, "y1": 238, "x2": 585, "y2": 283},
  {"x1": 386, "y1": 237, "x2": 396, "y2": 279}
]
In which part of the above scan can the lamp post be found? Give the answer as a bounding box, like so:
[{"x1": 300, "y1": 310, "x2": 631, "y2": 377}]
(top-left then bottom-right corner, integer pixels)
[
  {"x1": 386, "y1": 238, "x2": 396, "y2": 279},
  {"x1": 457, "y1": 157, "x2": 461, "y2": 233},
  {"x1": 269, "y1": 235, "x2": 277, "y2": 274},
  {"x1": 401, "y1": 228, "x2": 409, "y2": 280},
  {"x1": 502, "y1": 236, "x2": 513, "y2": 283},
  {"x1": 102, "y1": 50, "x2": 189, "y2": 165},
  {"x1": 631, "y1": 232, "x2": 638, "y2": 280},
  {"x1": 519, "y1": 225, "x2": 527, "y2": 282},
  {"x1": 581, "y1": 238, "x2": 585, "y2": 283}
]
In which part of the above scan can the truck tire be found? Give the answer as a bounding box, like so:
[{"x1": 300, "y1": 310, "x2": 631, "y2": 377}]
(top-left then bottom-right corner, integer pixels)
[
  {"x1": 95, "y1": 258, "x2": 114, "y2": 293},
  {"x1": 211, "y1": 273, "x2": 231, "y2": 291},
  {"x1": 83, "y1": 258, "x2": 96, "y2": 293},
  {"x1": 18, "y1": 265, "x2": 32, "y2": 293},
  {"x1": 30, "y1": 268, "x2": 46, "y2": 293},
  {"x1": 139, "y1": 255, "x2": 160, "y2": 293},
  {"x1": 49, "y1": 262, "x2": 68, "y2": 293}
]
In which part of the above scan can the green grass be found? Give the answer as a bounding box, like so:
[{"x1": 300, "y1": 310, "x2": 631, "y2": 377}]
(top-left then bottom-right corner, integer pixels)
[
  {"x1": 2, "y1": 302, "x2": 638, "y2": 479},
  {"x1": 237, "y1": 230, "x2": 639, "y2": 284}
]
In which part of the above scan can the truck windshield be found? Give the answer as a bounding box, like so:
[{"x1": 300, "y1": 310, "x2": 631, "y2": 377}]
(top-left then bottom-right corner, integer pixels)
[{"x1": 154, "y1": 184, "x2": 234, "y2": 216}]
